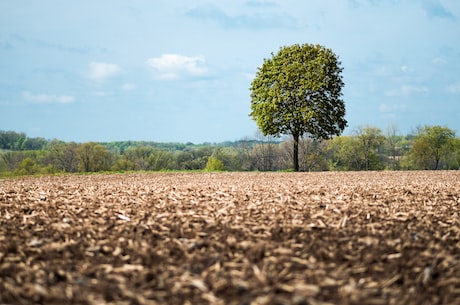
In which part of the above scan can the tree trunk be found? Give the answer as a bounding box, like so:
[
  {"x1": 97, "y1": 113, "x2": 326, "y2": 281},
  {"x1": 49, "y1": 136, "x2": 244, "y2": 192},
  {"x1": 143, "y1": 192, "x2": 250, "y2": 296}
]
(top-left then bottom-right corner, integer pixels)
[
  {"x1": 293, "y1": 134, "x2": 299, "y2": 171},
  {"x1": 434, "y1": 157, "x2": 440, "y2": 170}
]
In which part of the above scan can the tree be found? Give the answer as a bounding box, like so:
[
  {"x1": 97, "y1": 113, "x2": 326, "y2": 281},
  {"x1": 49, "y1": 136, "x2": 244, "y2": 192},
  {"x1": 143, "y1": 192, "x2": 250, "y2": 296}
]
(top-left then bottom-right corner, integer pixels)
[
  {"x1": 204, "y1": 156, "x2": 225, "y2": 171},
  {"x1": 250, "y1": 43, "x2": 347, "y2": 171},
  {"x1": 15, "y1": 157, "x2": 39, "y2": 175},
  {"x1": 326, "y1": 136, "x2": 362, "y2": 170},
  {"x1": 23, "y1": 137, "x2": 48, "y2": 150},
  {"x1": 48, "y1": 141, "x2": 79, "y2": 172},
  {"x1": 76, "y1": 142, "x2": 112, "y2": 172},
  {"x1": 233, "y1": 138, "x2": 255, "y2": 171},
  {"x1": 299, "y1": 138, "x2": 329, "y2": 171},
  {"x1": 0, "y1": 151, "x2": 19, "y2": 172},
  {"x1": 204, "y1": 147, "x2": 226, "y2": 171},
  {"x1": 251, "y1": 131, "x2": 278, "y2": 171},
  {"x1": 148, "y1": 149, "x2": 175, "y2": 171},
  {"x1": 126, "y1": 146, "x2": 154, "y2": 170},
  {"x1": 385, "y1": 124, "x2": 400, "y2": 170},
  {"x1": 0, "y1": 131, "x2": 27, "y2": 150},
  {"x1": 355, "y1": 126, "x2": 385, "y2": 170},
  {"x1": 408, "y1": 125, "x2": 456, "y2": 170},
  {"x1": 176, "y1": 147, "x2": 212, "y2": 170}
]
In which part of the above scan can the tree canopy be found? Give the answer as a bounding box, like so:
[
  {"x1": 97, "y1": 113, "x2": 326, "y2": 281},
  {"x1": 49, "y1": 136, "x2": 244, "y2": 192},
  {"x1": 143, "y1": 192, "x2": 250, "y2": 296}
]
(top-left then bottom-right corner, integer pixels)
[
  {"x1": 250, "y1": 43, "x2": 347, "y2": 171},
  {"x1": 409, "y1": 125, "x2": 456, "y2": 170}
]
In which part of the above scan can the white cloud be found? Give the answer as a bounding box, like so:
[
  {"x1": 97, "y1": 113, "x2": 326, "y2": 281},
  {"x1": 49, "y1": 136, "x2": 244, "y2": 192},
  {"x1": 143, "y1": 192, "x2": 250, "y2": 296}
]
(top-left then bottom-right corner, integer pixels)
[
  {"x1": 385, "y1": 85, "x2": 429, "y2": 98},
  {"x1": 121, "y1": 83, "x2": 136, "y2": 91},
  {"x1": 22, "y1": 91, "x2": 75, "y2": 104},
  {"x1": 400, "y1": 65, "x2": 409, "y2": 73},
  {"x1": 88, "y1": 62, "x2": 121, "y2": 80},
  {"x1": 146, "y1": 54, "x2": 208, "y2": 80},
  {"x1": 446, "y1": 81, "x2": 460, "y2": 94}
]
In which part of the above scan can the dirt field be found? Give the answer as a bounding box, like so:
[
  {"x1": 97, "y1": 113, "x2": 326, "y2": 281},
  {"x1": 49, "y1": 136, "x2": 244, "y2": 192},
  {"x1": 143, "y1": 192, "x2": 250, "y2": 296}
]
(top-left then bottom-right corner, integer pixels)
[{"x1": 0, "y1": 171, "x2": 459, "y2": 305}]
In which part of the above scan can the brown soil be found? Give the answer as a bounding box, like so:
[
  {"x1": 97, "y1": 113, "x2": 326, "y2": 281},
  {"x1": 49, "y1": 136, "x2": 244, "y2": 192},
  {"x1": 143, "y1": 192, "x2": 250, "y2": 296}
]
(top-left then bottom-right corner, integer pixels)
[{"x1": 1, "y1": 171, "x2": 459, "y2": 305}]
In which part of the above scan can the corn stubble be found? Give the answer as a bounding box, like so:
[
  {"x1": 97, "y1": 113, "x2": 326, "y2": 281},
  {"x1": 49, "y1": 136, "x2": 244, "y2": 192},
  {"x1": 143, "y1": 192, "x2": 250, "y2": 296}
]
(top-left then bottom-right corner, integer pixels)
[{"x1": 0, "y1": 171, "x2": 459, "y2": 305}]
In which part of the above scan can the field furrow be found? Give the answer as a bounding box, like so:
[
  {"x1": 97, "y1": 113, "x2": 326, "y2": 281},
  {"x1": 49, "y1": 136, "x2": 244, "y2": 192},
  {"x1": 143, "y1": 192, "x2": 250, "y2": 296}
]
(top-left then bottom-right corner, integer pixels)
[{"x1": 1, "y1": 172, "x2": 459, "y2": 305}]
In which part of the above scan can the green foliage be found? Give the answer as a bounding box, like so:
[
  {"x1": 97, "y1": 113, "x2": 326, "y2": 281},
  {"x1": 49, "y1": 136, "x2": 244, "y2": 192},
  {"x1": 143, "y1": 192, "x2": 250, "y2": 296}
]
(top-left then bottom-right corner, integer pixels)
[
  {"x1": 250, "y1": 43, "x2": 347, "y2": 171},
  {"x1": 407, "y1": 125, "x2": 456, "y2": 170},
  {"x1": 450, "y1": 138, "x2": 460, "y2": 169},
  {"x1": 48, "y1": 141, "x2": 79, "y2": 172},
  {"x1": 125, "y1": 146, "x2": 155, "y2": 170},
  {"x1": 76, "y1": 142, "x2": 112, "y2": 172},
  {"x1": 113, "y1": 154, "x2": 135, "y2": 171},
  {"x1": 384, "y1": 125, "x2": 409, "y2": 170},
  {"x1": 0, "y1": 131, "x2": 27, "y2": 150},
  {"x1": 176, "y1": 147, "x2": 213, "y2": 170},
  {"x1": 103, "y1": 141, "x2": 196, "y2": 154},
  {"x1": 15, "y1": 157, "x2": 38, "y2": 175},
  {"x1": 0, "y1": 130, "x2": 48, "y2": 150},
  {"x1": 327, "y1": 136, "x2": 362, "y2": 170},
  {"x1": 355, "y1": 126, "x2": 385, "y2": 170},
  {"x1": 0, "y1": 151, "x2": 6, "y2": 172},
  {"x1": 205, "y1": 156, "x2": 225, "y2": 171},
  {"x1": 1, "y1": 125, "x2": 460, "y2": 176},
  {"x1": 299, "y1": 139, "x2": 329, "y2": 171},
  {"x1": 148, "y1": 149, "x2": 176, "y2": 171},
  {"x1": 23, "y1": 137, "x2": 48, "y2": 150}
]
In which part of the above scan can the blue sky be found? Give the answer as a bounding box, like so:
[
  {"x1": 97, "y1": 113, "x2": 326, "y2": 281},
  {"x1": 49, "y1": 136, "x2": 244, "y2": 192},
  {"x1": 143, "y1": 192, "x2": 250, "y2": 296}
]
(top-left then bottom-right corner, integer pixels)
[{"x1": 1, "y1": 0, "x2": 459, "y2": 143}]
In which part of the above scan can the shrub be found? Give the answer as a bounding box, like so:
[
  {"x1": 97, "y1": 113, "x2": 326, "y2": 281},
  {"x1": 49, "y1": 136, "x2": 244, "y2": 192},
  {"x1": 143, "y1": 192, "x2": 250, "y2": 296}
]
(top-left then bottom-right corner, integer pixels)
[{"x1": 204, "y1": 156, "x2": 225, "y2": 171}]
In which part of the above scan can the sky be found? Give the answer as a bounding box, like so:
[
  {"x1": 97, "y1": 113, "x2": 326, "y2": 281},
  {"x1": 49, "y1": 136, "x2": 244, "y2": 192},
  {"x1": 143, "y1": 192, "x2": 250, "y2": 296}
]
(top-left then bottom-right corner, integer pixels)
[{"x1": 1, "y1": 0, "x2": 460, "y2": 143}]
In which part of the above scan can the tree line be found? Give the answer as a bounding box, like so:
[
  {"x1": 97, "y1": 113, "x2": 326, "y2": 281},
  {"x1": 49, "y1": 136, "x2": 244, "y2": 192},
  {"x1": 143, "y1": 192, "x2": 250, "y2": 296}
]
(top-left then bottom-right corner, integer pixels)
[{"x1": 0, "y1": 125, "x2": 459, "y2": 176}]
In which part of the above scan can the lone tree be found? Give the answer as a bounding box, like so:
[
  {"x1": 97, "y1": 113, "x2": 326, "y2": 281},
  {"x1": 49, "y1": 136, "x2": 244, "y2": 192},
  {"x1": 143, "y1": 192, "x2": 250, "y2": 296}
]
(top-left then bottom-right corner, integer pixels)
[{"x1": 250, "y1": 43, "x2": 347, "y2": 171}]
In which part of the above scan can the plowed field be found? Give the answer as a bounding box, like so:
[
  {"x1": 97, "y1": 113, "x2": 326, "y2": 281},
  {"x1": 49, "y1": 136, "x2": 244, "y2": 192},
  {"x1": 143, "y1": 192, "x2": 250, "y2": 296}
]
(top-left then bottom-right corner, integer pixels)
[{"x1": 1, "y1": 171, "x2": 459, "y2": 305}]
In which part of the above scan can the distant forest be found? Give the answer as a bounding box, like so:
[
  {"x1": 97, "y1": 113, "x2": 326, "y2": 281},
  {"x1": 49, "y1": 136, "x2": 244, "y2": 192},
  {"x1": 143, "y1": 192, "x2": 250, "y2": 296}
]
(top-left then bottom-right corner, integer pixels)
[{"x1": 1, "y1": 125, "x2": 459, "y2": 176}]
